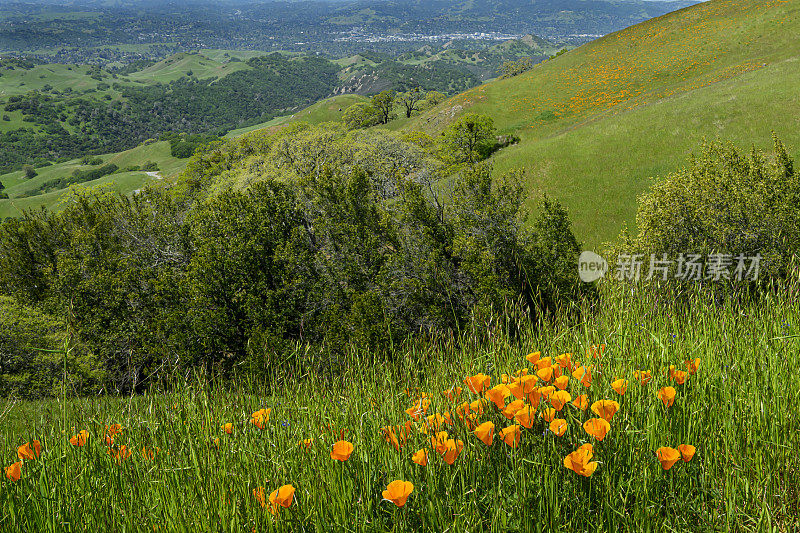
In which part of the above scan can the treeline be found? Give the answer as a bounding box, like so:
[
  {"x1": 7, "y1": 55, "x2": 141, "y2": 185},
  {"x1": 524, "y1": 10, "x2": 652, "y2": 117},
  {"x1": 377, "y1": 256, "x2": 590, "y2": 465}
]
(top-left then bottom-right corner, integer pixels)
[
  {"x1": 0, "y1": 122, "x2": 589, "y2": 396},
  {"x1": 19, "y1": 163, "x2": 119, "y2": 197}
]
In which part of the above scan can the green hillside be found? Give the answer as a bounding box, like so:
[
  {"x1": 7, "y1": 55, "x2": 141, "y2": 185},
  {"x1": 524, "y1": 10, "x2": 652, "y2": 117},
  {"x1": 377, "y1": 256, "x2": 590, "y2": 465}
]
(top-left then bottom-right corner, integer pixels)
[
  {"x1": 125, "y1": 52, "x2": 252, "y2": 84},
  {"x1": 404, "y1": 0, "x2": 799, "y2": 248}
]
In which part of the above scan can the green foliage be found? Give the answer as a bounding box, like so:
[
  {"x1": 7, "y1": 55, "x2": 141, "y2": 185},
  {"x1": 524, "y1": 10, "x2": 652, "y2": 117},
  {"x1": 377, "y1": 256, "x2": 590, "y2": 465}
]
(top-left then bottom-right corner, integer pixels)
[
  {"x1": 498, "y1": 57, "x2": 533, "y2": 79},
  {"x1": 23, "y1": 164, "x2": 37, "y2": 179},
  {"x1": 442, "y1": 113, "x2": 497, "y2": 165},
  {"x1": 370, "y1": 90, "x2": 397, "y2": 125},
  {"x1": 626, "y1": 136, "x2": 800, "y2": 287},
  {"x1": 342, "y1": 102, "x2": 381, "y2": 130},
  {"x1": 0, "y1": 296, "x2": 102, "y2": 398}
]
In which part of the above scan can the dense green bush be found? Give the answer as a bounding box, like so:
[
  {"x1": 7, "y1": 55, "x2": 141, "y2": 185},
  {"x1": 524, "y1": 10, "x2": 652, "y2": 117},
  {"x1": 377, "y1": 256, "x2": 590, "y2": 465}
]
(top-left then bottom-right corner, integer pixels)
[
  {"x1": 620, "y1": 136, "x2": 799, "y2": 289},
  {"x1": 0, "y1": 296, "x2": 102, "y2": 398}
]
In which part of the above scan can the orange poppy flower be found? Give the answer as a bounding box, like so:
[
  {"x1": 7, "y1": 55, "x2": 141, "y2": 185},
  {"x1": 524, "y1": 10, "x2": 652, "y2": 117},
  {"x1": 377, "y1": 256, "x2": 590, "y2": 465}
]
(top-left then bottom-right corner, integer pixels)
[
  {"x1": 656, "y1": 447, "x2": 680, "y2": 470},
  {"x1": 572, "y1": 394, "x2": 589, "y2": 411},
  {"x1": 474, "y1": 421, "x2": 495, "y2": 445},
  {"x1": 554, "y1": 375, "x2": 570, "y2": 390},
  {"x1": 534, "y1": 357, "x2": 552, "y2": 370},
  {"x1": 106, "y1": 423, "x2": 123, "y2": 437},
  {"x1": 583, "y1": 418, "x2": 610, "y2": 441},
  {"x1": 635, "y1": 370, "x2": 653, "y2": 385},
  {"x1": 587, "y1": 344, "x2": 606, "y2": 359},
  {"x1": 536, "y1": 366, "x2": 554, "y2": 382},
  {"x1": 685, "y1": 358, "x2": 701, "y2": 374},
  {"x1": 563, "y1": 444, "x2": 598, "y2": 476},
  {"x1": 677, "y1": 444, "x2": 696, "y2": 462},
  {"x1": 555, "y1": 353, "x2": 574, "y2": 370},
  {"x1": 485, "y1": 384, "x2": 510, "y2": 408},
  {"x1": 518, "y1": 374, "x2": 538, "y2": 394},
  {"x1": 331, "y1": 440, "x2": 354, "y2": 461},
  {"x1": 507, "y1": 380, "x2": 524, "y2": 400},
  {"x1": 538, "y1": 385, "x2": 556, "y2": 400},
  {"x1": 464, "y1": 374, "x2": 491, "y2": 394},
  {"x1": 251, "y1": 409, "x2": 271, "y2": 429},
  {"x1": 253, "y1": 487, "x2": 267, "y2": 508},
  {"x1": 405, "y1": 399, "x2": 430, "y2": 420},
  {"x1": 222, "y1": 423, "x2": 233, "y2": 435},
  {"x1": 527, "y1": 388, "x2": 543, "y2": 409},
  {"x1": 425, "y1": 413, "x2": 448, "y2": 433},
  {"x1": 549, "y1": 419, "x2": 567, "y2": 436},
  {"x1": 17, "y1": 441, "x2": 41, "y2": 461},
  {"x1": 572, "y1": 366, "x2": 592, "y2": 387},
  {"x1": 591, "y1": 400, "x2": 620, "y2": 421},
  {"x1": 657, "y1": 387, "x2": 676, "y2": 407},
  {"x1": 442, "y1": 439, "x2": 464, "y2": 464},
  {"x1": 539, "y1": 407, "x2": 557, "y2": 422},
  {"x1": 442, "y1": 386, "x2": 463, "y2": 401},
  {"x1": 502, "y1": 399, "x2": 525, "y2": 420},
  {"x1": 514, "y1": 405, "x2": 536, "y2": 428},
  {"x1": 381, "y1": 426, "x2": 402, "y2": 451},
  {"x1": 672, "y1": 370, "x2": 688, "y2": 385},
  {"x1": 525, "y1": 351, "x2": 541, "y2": 364},
  {"x1": 269, "y1": 484, "x2": 296, "y2": 513},
  {"x1": 109, "y1": 445, "x2": 132, "y2": 463},
  {"x1": 299, "y1": 438, "x2": 313, "y2": 450},
  {"x1": 141, "y1": 447, "x2": 158, "y2": 460},
  {"x1": 105, "y1": 435, "x2": 114, "y2": 447},
  {"x1": 70, "y1": 430, "x2": 89, "y2": 447},
  {"x1": 550, "y1": 390, "x2": 572, "y2": 411},
  {"x1": 469, "y1": 399, "x2": 487, "y2": 415},
  {"x1": 611, "y1": 379, "x2": 628, "y2": 395},
  {"x1": 383, "y1": 480, "x2": 414, "y2": 507},
  {"x1": 5, "y1": 461, "x2": 21, "y2": 482},
  {"x1": 431, "y1": 431, "x2": 449, "y2": 454},
  {"x1": 411, "y1": 449, "x2": 428, "y2": 466},
  {"x1": 500, "y1": 425, "x2": 521, "y2": 448}
]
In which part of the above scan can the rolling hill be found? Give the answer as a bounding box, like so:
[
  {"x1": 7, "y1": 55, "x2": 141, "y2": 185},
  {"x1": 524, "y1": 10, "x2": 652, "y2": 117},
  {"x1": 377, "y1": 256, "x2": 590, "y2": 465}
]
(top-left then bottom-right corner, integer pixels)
[{"x1": 401, "y1": 0, "x2": 800, "y2": 248}]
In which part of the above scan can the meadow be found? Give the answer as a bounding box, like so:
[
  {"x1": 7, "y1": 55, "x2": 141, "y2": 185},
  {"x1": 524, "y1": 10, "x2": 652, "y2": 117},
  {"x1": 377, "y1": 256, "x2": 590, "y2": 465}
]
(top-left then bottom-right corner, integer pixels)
[{"x1": 1, "y1": 281, "x2": 797, "y2": 532}]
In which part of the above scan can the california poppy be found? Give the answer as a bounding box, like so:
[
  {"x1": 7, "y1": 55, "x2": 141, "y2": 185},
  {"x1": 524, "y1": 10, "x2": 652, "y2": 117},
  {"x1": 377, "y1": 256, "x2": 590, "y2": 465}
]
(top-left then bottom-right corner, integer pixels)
[
  {"x1": 538, "y1": 385, "x2": 556, "y2": 400},
  {"x1": 534, "y1": 357, "x2": 552, "y2": 370},
  {"x1": 563, "y1": 444, "x2": 598, "y2": 476},
  {"x1": 474, "y1": 421, "x2": 495, "y2": 445},
  {"x1": 672, "y1": 370, "x2": 688, "y2": 385},
  {"x1": 331, "y1": 440, "x2": 354, "y2": 461},
  {"x1": 431, "y1": 431, "x2": 449, "y2": 454},
  {"x1": 540, "y1": 407, "x2": 557, "y2": 422},
  {"x1": 536, "y1": 366, "x2": 554, "y2": 383},
  {"x1": 222, "y1": 423, "x2": 233, "y2": 435},
  {"x1": 141, "y1": 447, "x2": 158, "y2": 460},
  {"x1": 514, "y1": 405, "x2": 536, "y2": 428},
  {"x1": 572, "y1": 394, "x2": 589, "y2": 411},
  {"x1": 381, "y1": 426, "x2": 402, "y2": 451},
  {"x1": 591, "y1": 400, "x2": 619, "y2": 421},
  {"x1": 469, "y1": 399, "x2": 487, "y2": 415},
  {"x1": 442, "y1": 439, "x2": 464, "y2": 464},
  {"x1": 269, "y1": 484, "x2": 296, "y2": 514},
  {"x1": 299, "y1": 438, "x2": 313, "y2": 450},
  {"x1": 500, "y1": 425, "x2": 521, "y2": 448},
  {"x1": 251, "y1": 409, "x2": 271, "y2": 429},
  {"x1": 502, "y1": 399, "x2": 525, "y2": 420},
  {"x1": 507, "y1": 380, "x2": 524, "y2": 400},
  {"x1": 106, "y1": 423, "x2": 123, "y2": 437},
  {"x1": 554, "y1": 375, "x2": 570, "y2": 390},
  {"x1": 525, "y1": 351, "x2": 541, "y2": 365},
  {"x1": 583, "y1": 418, "x2": 610, "y2": 441},
  {"x1": 411, "y1": 449, "x2": 428, "y2": 466},
  {"x1": 635, "y1": 370, "x2": 653, "y2": 385},
  {"x1": 550, "y1": 390, "x2": 572, "y2": 411},
  {"x1": 685, "y1": 358, "x2": 701, "y2": 374},
  {"x1": 549, "y1": 419, "x2": 567, "y2": 436},
  {"x1": 442, "y1": 386, "x2": 462, "y2": 401},
  {"x1": 572, "y1": 366, "x2": 592, "y2": 387},
  {"x1": 464, "y1": 374, "x2": 491, "y2": 394},
  {"x1": 526, "y1": 388, "x2": 542, "y2": 409},
  {"x1": 383, "y1": 480, "x2": 414, "y2": 507},
  {"x1": 519, "y1": 375, "x2": 538, "y2": 394},
  {"x1": 485, "y1": 385, "x2": 510, "y2": 408},
  {"x1": 587, "y1": 344, "x2": 606, "y2": 359},
  {"x1": 70, "y1": 430, "x2": 89, "y2": 447},
  {"x1": 253, "y1": 487, "x2": 266, "y2": 508},
  {"x1": 677, "y1": 444, "x2": 696, "y2": 462},
  {"x1": 5, "y1": 461, "x2": 21, "y2": 482},
  {"x1": 109, "y1": 445, "x2": 132, "y2": 463},
  {"x1": 656, "y1": 447, "x2": 680, "y2": 470},
  {"x1": 611, "y1": 379, "x2": 628, "y2": 395},
  {"x1": 17, "y1": 441, "x2": 41, "y2": 461},
  {"x1": 657, "y1": 387, "x2": 676, "y2": 407},
  {"x1": 555, "y1": 353, "x2": 574, "y2": 371}
]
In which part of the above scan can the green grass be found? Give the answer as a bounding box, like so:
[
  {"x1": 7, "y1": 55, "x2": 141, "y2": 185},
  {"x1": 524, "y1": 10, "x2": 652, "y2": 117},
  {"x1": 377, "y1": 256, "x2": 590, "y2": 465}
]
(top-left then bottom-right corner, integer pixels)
[
  {"x1": 1, "y1": 283, "x2": 797, "y2": 531},
  {"x1": 0, "y1": 141, "x2": 185, "y2": 219},
  {"x1": 402, "y1": 0, "x2": 800, "y2": 248},
  {"x1": 0, "y1": 63, "x2": 112, "y2": 98},
  {"x1": 125, "y1": 53, "x2": 252, "y2": 84}
]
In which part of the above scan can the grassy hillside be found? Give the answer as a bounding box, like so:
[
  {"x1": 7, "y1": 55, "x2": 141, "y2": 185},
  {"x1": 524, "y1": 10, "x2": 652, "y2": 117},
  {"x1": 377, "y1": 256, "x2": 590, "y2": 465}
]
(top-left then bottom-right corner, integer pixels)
[
  {"x1": 125, "y1": 52, "x2": 252, "y2": 84},
  {"x1": 0, "y1": 141, "x2": 183, "y2": 219},
  {"x1": 403, "y1": 0, "x2": 799, "y2": 248}
]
